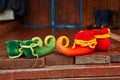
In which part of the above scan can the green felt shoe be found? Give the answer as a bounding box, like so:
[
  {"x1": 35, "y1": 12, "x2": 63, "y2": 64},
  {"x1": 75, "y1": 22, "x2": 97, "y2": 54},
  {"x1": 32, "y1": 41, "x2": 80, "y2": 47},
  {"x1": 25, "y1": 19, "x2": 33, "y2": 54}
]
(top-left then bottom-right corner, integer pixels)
[
  {"x1": 5, "y1": 40, "x2": 23, "y2": 59},
  {"x1": 5, "y1": 35, "x2": 56, "y2": 59},
  {"x1": 20, "y1": 37, "x2": 42, "y2": 58},
  {"x1": 21, "y1": 35, "x2": 56, "y2": 58},
  {"x1": 33, "y1": 35, "x2": 56, "y2": 57}
]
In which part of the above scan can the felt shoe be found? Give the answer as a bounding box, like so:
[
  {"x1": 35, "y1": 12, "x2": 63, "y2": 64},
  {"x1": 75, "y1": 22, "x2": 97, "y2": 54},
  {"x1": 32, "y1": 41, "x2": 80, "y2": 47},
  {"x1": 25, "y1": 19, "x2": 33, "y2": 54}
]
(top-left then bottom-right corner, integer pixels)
[
  {"x1": 56, "y1": 30, "x2": 97, "y2": 56},
  {"x1": 92, "y1": 28, "x2": 110, "y2": 51},
  {"x1": 5, "y1": 35, "x2": 56, "y2": 59}
]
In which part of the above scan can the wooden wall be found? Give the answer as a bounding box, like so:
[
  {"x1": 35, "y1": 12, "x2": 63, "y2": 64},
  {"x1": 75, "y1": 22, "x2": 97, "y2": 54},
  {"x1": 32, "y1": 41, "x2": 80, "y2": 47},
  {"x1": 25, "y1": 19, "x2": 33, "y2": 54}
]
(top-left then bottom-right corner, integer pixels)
[
  {"x1": 82, "y1": 0, "x2": 120, "y2": 27},
  {"x1": 55, "y1": 0, "x2": 80, "y2": 26},
  {"x1": 27, "y1": 0, "x2": 51, "y2": 27},
  {"x1": 26, "y1": 0, "x2": 120, "y2": 28}
]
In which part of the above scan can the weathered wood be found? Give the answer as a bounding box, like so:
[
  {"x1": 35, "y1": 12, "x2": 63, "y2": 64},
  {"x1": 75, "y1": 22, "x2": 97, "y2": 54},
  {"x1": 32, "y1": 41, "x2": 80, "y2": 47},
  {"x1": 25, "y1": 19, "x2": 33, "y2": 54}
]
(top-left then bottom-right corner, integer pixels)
[
  {"x1": 75, "y1": 51, "x2": 110, "y2": 64},
  {"x1": 110, "y1": 38, "x2": 120, "y2": 63},
  {"x1": 110, "y1": 50, "x2": 120, "y2": 63},
  {"x1": 1, "y1": 63, "x2": 120, "y2": 79},
  {"x1": 0, "y1": 56, "x2": 45, "y2": 69},
  {"x1": 26, "y1": 0, "x2": 120, "y2": 27},
  {"x1": 45, "y1": 50, "x2": 74, "y2": 66},
  {"x1": 110, "y1": 33, "x2": 120, "y2": 41}
]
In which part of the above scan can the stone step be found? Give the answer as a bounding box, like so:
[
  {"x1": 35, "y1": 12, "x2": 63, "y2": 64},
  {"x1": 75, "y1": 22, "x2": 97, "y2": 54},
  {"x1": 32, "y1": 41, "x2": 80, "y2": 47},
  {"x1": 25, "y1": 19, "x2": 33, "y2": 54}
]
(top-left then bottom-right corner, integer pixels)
[{"x1": 1, "y1": 63, "x2": 120, "y2": 79}]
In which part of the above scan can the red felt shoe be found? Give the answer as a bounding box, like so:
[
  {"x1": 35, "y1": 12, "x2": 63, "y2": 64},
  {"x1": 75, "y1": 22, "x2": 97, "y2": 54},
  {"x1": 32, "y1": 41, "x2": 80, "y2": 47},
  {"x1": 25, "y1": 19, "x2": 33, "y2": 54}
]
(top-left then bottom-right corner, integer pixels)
[
  {"x1": 56, "y1": 30, "x2": 97, "y2": 56},
  {"x1": 92, "y1": 28, "x2": 111, "y2": 51}
]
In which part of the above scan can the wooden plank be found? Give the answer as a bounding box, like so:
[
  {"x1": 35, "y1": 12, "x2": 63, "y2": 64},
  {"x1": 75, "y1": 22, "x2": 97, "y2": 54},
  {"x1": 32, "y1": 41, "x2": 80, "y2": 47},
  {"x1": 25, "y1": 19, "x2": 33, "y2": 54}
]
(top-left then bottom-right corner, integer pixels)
[
  {"x1": 25, "y1": 0, "x2": 120, "y2": 27},
  {"x1": 1, "y1": 63, "x2": 120, "y2": 79},
  {"x1": 37, "y1": 76, "x2": 120, "y2": 80},
  {"x1": 26, "y1": 0, "x2": 51, "y2": 27},
  {"x1": 45, "y1": 51, "x2": 74, "y2": 66},
  {"x1": 110, "y1": 33, "x2": 120, "y2": 42},
  {"x1": 75, "y1": 51, "x2": 110, "y2": 64},
  {"x1": 110, "y1": 38, "x2": 120, "y2": 63},
  {"x1": 0, "y1": 56, "x2": 45, "y2": 69}
]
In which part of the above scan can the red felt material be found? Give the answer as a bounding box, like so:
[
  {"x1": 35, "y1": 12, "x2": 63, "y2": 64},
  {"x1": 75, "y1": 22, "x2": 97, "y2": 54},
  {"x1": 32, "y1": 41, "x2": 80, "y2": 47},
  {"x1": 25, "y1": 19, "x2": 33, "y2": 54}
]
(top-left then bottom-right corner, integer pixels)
[
  {"x1": 95, "y1": 38, "x2": 110, "y2": 51},
  {"x1": 92, "y1": 28, "x2": 109, "y2": 35},
  {"x1": 75, "y1": 30, "x2": 95, "y2": 41},
  {"x1": 92, "y1": 28, "x2": 110, "y2": 51}
]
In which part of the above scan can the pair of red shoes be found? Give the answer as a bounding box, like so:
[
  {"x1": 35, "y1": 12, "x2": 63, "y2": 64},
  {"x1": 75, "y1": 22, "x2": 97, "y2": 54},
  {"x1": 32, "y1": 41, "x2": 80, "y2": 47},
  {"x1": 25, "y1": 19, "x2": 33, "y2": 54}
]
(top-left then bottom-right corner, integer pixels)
[{"x1": 56, "y1": 28, "x2": 110, "y2": 56}]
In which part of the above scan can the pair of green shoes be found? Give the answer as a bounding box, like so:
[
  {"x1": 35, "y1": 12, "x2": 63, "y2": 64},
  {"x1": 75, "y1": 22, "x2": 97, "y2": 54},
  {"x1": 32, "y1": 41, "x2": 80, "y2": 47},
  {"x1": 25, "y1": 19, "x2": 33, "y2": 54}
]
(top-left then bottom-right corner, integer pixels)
[{"x1": 5, "y1": 35, "x2": 56, "y2": 59}]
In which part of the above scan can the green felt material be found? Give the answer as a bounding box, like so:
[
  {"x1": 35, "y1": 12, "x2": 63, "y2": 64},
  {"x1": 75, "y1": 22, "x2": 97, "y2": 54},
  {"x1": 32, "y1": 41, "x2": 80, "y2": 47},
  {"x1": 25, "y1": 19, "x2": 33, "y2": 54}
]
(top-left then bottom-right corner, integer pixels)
[
  {"x1": 34, "y1": 35, "x2": 56, "y2": 57},
  {"x1": 20, "y1": 40, "x2": 38, "y2": 58},
  {"x1": 5, "y1": 40, "x2": 22, "y2": 59}
]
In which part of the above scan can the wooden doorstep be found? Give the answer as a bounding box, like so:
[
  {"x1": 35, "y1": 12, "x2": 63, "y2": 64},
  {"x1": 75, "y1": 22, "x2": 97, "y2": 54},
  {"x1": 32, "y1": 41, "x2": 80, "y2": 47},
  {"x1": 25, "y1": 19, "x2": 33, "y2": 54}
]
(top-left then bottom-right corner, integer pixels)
[
  {"x1": 110, "y1": 33, "x2": 120, "y2": 41},
  {"x1": 75, "y1": 51, "x2": 110, "y2": 64},
  {"x1": 0, "y1": 28, "x2": 120, "y2": 79},
  {"x1": 0, "y1": 63, "x2": 120, "y2": 79},
  {"x1": 45, "y1": 50, "x2": 74, "y2": 66},
  {"x1": 0, "y1": 52, "x2": 45, "y2": 69},
  {"x1": 0, "y1": 28, "x2": 120, "y2": 68}
]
